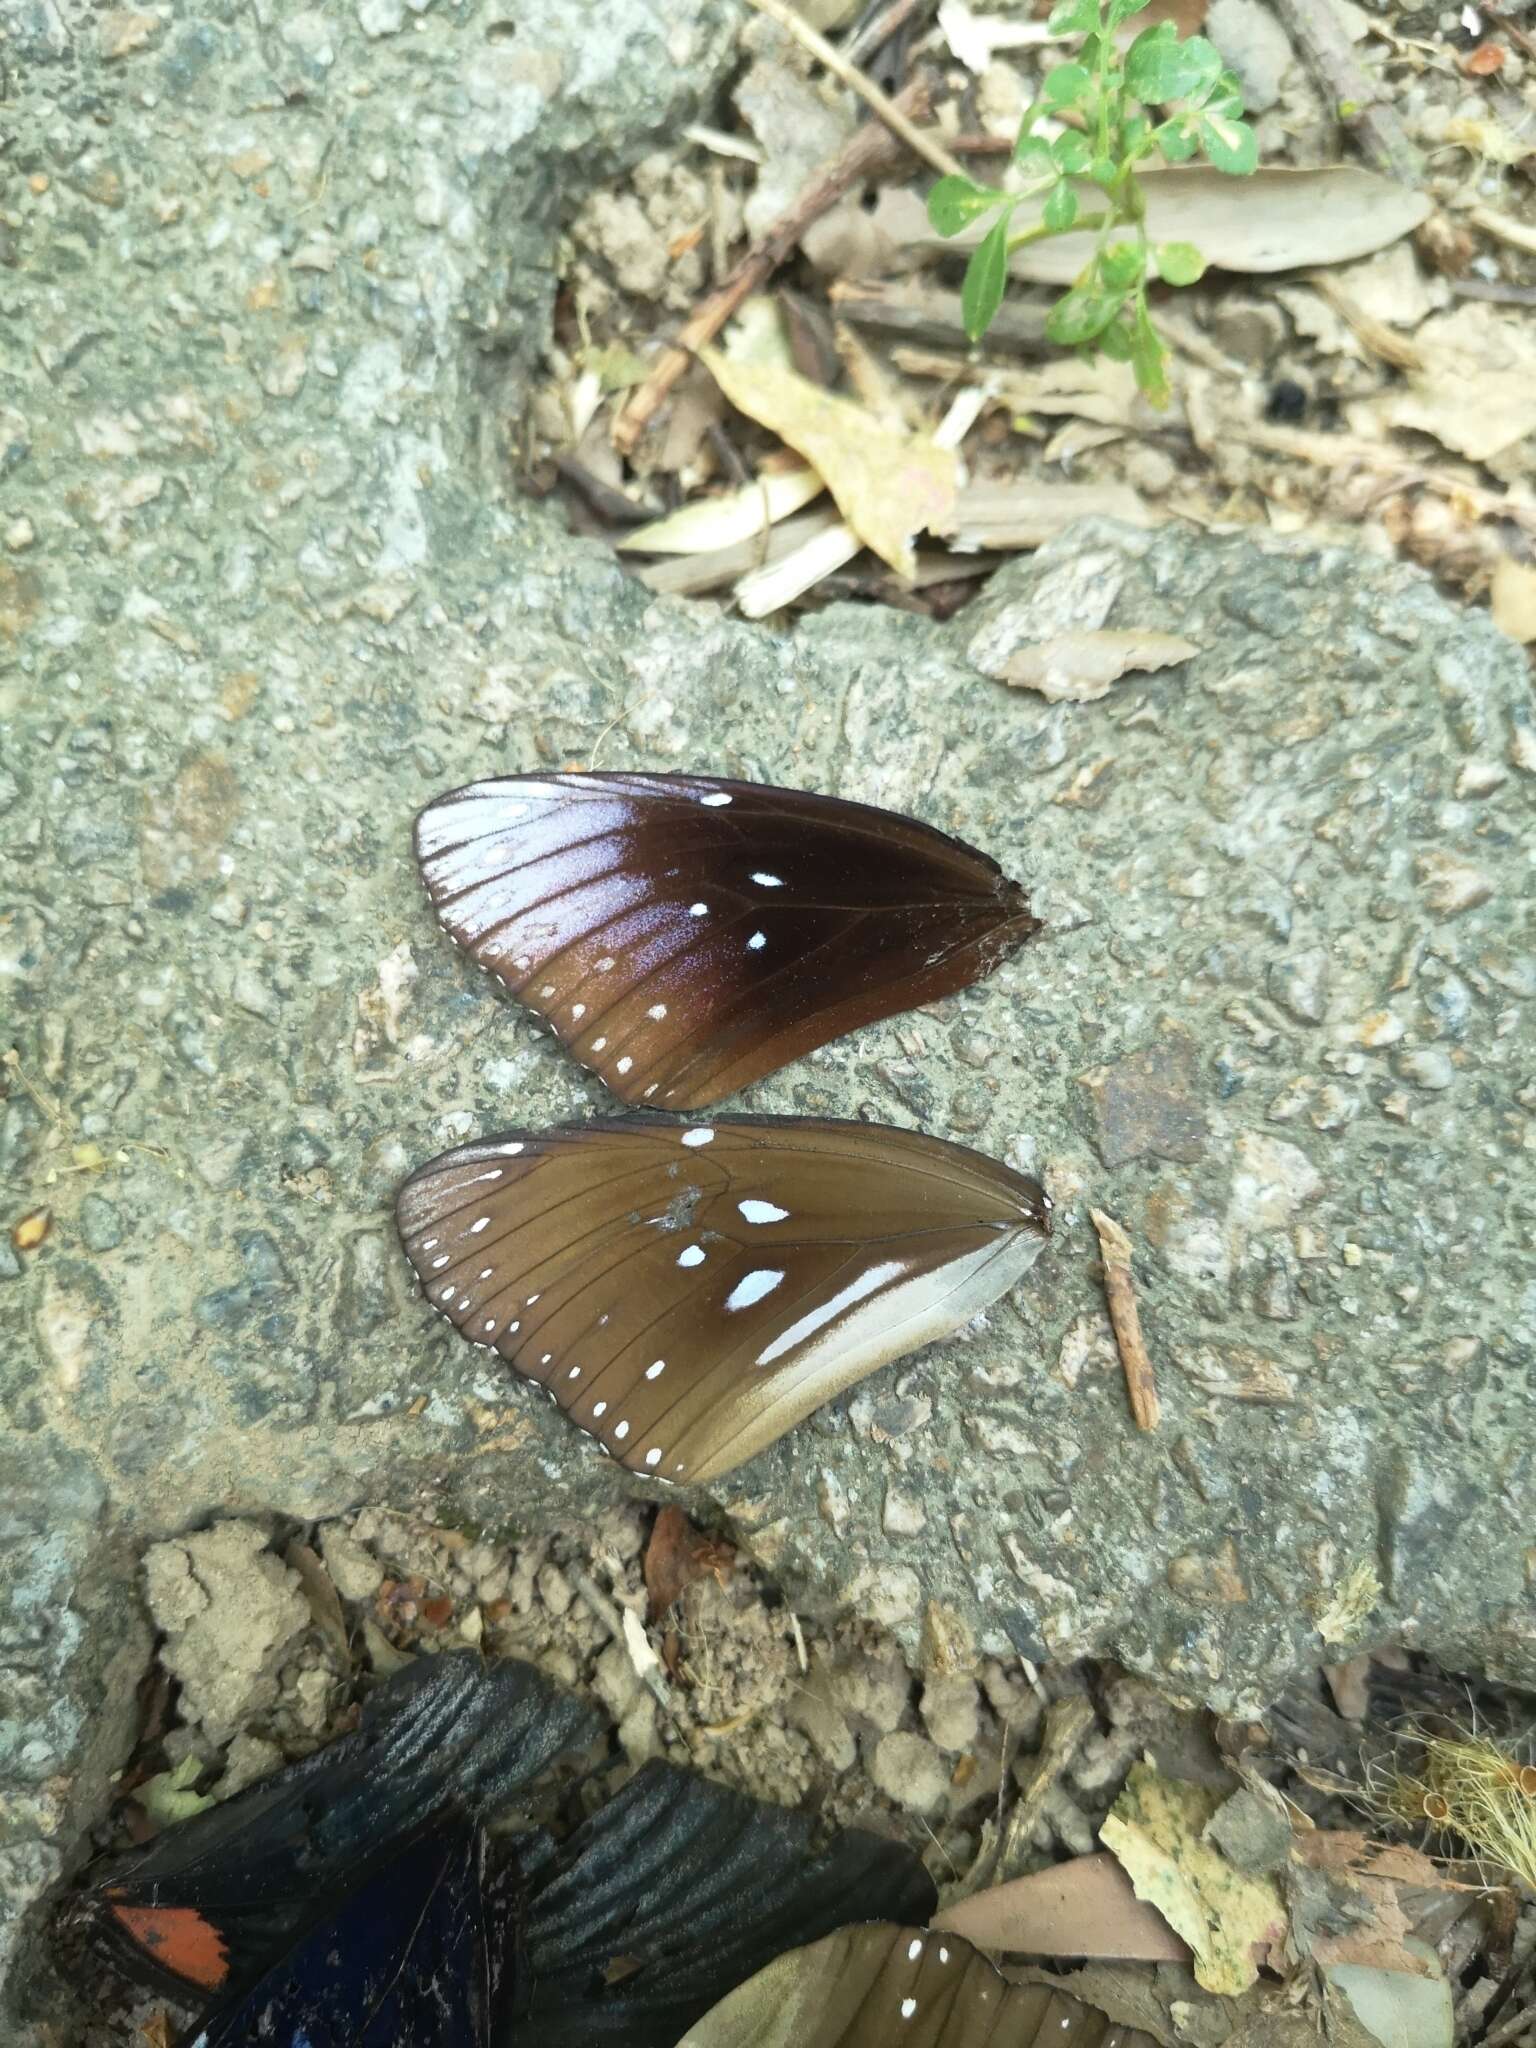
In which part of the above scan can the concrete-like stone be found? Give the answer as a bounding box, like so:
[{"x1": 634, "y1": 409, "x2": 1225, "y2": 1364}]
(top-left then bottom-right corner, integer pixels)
[
  {"x1": 5, "y1": 0, "x2": 1536, "y2": 2030},
  {"x1": 870, "y1": 1731, "x2": 951, "y2": 1817}
]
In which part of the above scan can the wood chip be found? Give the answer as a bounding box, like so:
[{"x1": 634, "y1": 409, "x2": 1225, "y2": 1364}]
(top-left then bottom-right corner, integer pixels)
[
  {"x1": 933, "y1": 1851, "x2": 1191, "y2": 1961},
  {"x1": 1090, "y1": 1209, "x2": 1159, "y2": 1431}
]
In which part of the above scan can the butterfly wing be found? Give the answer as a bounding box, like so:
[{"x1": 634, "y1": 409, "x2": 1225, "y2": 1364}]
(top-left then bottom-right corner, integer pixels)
[
  {"x1": 673, "y1": 1923, "x2": 1161, "y2": 2047},
  {"x1": 91, "y1": 1652, "x2": 597, "y2": 1996},
  {"x1": 396, "y1": 1116, "x2": 1051, "y2": 1486},
  {"x1": 414, "y1": 773, "x2": 1041, "y2": 1109},
  {"x1": 512, "y1": 1761, "x2": 936, "y2": 2048},
  {"x1": 183, "y1": 1820, "x2": 519, "y2": 2048}
]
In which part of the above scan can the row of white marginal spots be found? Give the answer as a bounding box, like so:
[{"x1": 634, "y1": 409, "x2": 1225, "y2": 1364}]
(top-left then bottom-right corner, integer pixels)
[
  {"x1": 889, "y1": 1933, "x2": 1110, "y2": 2030},
  {"x1": 443, "y1": 784, "x2": 784, "y2": 1100},
  {"x1": 417, "y1": 1125, "x2": 801, "y2": 1481}
]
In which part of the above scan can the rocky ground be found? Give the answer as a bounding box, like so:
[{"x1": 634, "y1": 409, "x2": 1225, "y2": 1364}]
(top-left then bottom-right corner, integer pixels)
[{"x1": 2, "y1": 0, "x2": 1534, "y2": 2041}]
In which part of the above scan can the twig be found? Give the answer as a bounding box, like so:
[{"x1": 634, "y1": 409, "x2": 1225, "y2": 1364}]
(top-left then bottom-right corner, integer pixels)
[
  {"x1": 1469, "y1": 204, "x2": 1536, "y2": 260},
  {"x1": 572, "y1": 1568, "x2": 675, "y2": 1716},
  {"x1": 845, "y1": 0, "x2": 925, "y2": 70},
  {"x1": 1481, "y1": 5, "x2": 1536, "y2": 63},
  {"x1": 744, "y1": 0, "x2": 963, "y2": 179},
  {"x1": 1269, "y1": 0, "x2": 1424, "y2": 186},
  {"x1": 831, "y1": 276, "x2": 1052, "y2": 354},
  {"x1": 986, "y1": 1696, "x2": 1096, "y2": 1888},
  {"x1": 1304, "y1": 271, "x2": 1422, "y2": 373},
  {"x1": 613, "y1": 78, "x2": 931, "y2": 455},
  {"x1": 1090, "y1": 1207, "x2": 1160, "y2": 1432}
]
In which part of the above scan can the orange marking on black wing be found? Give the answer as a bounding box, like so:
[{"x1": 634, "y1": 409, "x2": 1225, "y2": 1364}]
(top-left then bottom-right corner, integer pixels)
[{"x1": 108, "y1": 1901, "x2": 231, "y2": 1991}]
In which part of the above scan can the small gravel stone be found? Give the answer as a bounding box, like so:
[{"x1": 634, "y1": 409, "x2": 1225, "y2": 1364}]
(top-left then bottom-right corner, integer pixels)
[
  {"x1": 219, "y1": 1731, "x2": 282, "y2": 1798},
  {"x1": 537, "y1": 1563, "x2": 574, "y2": 1615},
  {"x1": 919, "y1": 1676, "x2": 981, "y2": 1755},
  {"x1": 882, "y1": 1488, "x2": 927, "y2": 1538},
  {"x1": 829, "y1": 1648, "x2": 910, "y2": 1734},
  {"x1": 870, "y1": 1731, "x2": 950, "y2": 1816},
  {"x1": 1397, "y1": 1048, "x2": 1455, "y2": 1090},
  {"x1": 592, "y1": 1639, "x2": 641, "y2": 1724},
  {"x1": 319, "y1": 1523, "x2": 384, "y2": 1601},
  {"x1": 78, "y1": 1193, "x2": 124, "y2": 1251}
]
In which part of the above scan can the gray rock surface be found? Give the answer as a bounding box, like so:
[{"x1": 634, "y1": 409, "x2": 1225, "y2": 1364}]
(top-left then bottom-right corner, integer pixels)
[{"x1": 4, "y1": 0, "x2": 1536, "y2": 2029}]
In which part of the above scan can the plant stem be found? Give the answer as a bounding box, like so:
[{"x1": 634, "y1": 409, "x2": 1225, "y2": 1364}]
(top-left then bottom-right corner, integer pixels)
[{"x1": 1006, "y1": 208, "x2": 1109, "y2": 252}]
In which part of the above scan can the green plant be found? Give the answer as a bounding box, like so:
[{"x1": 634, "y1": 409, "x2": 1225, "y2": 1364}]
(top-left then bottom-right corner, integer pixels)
[{"x1": 926, "y1": 0, "x2": 1257, "y2": 405}]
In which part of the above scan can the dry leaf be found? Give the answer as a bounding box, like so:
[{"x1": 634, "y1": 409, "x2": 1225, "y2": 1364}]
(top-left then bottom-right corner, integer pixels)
[
  {"x1": 284, "y1": 1539, "x2": 351, "y2": 1664},
  {"x1": 873, "y1": 166, "x2": 1430, "y2": 284},
  {"x1": 699, "y1": 346, "x2": 958, "y2": 578},
  {"x1": 644, "y1": 1505, "x2": 736, "y2": 1621},
  {"x1": 618, "y1": 468, "x2": 824, "y2": 555},
  {"x1": 947, "y1": 479, "x2": 1154, "y2": 551},
  {"x1": 1100, "y1": 1763, "x2": 1287, "y2": 1996},
  {"x1": 1371, "y1": 302, "x2": 1536, "y2": 462},
  {"x1": 933, "y1": 1851, "x2": 1191, "y2": 1960},
  {"x1": 991, "y1": 629, "x2": 1198, "y2": 703},
  {"x1": 1491, "y1": 556, "x2": 1536, "y2": 643}
]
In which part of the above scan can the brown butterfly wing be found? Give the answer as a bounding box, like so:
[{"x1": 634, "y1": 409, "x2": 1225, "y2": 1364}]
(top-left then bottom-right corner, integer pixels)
[
  {"x1": 675, "y1": 1923, "x2": 1159, "y2": 2046},
  {"x1": 396, "y1": 1117, "x2": 1051, "y2": 1486},
  {"x1": 413, "y1": 773, "x2": 1041, "y2": 1109}
]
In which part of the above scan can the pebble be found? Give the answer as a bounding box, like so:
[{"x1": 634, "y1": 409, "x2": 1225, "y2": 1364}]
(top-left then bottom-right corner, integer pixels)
[
  {"x1": 1396, "y1": 1048, "x2": 1455, "y2": 1091},
  {"x1": 787, "y1": 1677, "x2": 856, "y2": 1773},
  {"x1": 870, "y1": 1731, "x2": 950, "y2": 1816},
  {"x1": 319, "y1": 1522, "x2": 384, "y2": 1600},
  {"x1": 882, "y1": 1488, "x2": 926, "y2": 1538},
  {"x1": 1268, "y1": 948, "x2": 1329, "y2": 1025},
  {"x1": 78, "y1": 1193, "x2": 124, "y2": 1250},
  {"x1": 592, "y1": 1639, "x2": 641, "y2": 1724},
  {"x1": 537, "y1": 1562, "x2": 574, "y2": 1616},
  {"x1": 4, "y1": 514, "x2": 35, "y2": 551},
  {"x1": 829, "y1": 1647, "x2": 910, "y2": 1734},
  {"x1": 919, "y1": 1676, "x2": 981, "y2": 1755}
]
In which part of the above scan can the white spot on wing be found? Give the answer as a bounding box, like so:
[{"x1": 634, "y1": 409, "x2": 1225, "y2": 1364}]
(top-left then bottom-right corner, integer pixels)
[
  {"x1": 699, "y1": 791, "x2": 732, "y2": 806},
  {"x1": 593, "y1": 1400, "x2": 607, "y2": 1418},
  {"x1": 571, "y1": 1003, "x2": 586, "y2": 1020},
  {"x1": 591, "y1": 1036, "x2": 607, "y2": 1052},
  {"x1": 726, "y1": 1268, "x2": 785, "y2": 1312},
  {"x1": 907, "y1": 1939, "x2": 922, "y2": 1961},
  {"x1": 647, "y1": 1003, "x2": 667, "y2": 1021},
  {"x1": 677, "y1": 1245, "x2": 705, "y2": 1268},
  {"x1": 616, "y1": 1056, "x2": 633, "y2": 1075},
  {"x1": 738, "y1": 1199, "x2": 789, "y2": 1225},
  {"x1": 681, "y1": 1127, "x2": 714, "y2": 1147},
  {"x1": 747, "y1": 931, "x2": 766, "y2": 950},
  {"x1": 750, "y1": 871, "x2": 783, "y2": 887},
  {"x1": 901, "y1": 1997, "x2": 917, "y2": 2020},
  {"x1": 568, "y1": 1366, "x2": 580, "y2": 1379},
  {"x1": 646, "y1": 1359, "x2": 666, "y2": 1379},
  {"x1": 496, "y1": 1142, "x2": 524, "y2": 1156},
  {"x1": 688, "y1": 902, "x2": 708, "y2": 917},
  {"x1": 422, "y1": 1238, "x2": 438, "y2": 1251},
  {"x1": 645, "y1": 1448, "x2": 661, "y2": 1467},
  {"x1": 470, "y1": 1216, "x2": 490, "y2": 1234},
  {"x1": 615, "y1": 1419, "x2": 629, "y2": 1440},
  {"x1": 431, "y1": 1255, "x2": 450, "y2": 1270}
]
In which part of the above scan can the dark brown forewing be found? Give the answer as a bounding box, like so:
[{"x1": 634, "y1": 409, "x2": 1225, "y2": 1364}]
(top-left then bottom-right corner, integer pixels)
[
  {"x1": 674, "y1": 1923, "x2": 1161, "y2": 2046},
  {"x1": 413, "y1": 772, "x2": 1041, "y2": 1109},
  {"x1": 396, "y1": 1117, "x2": 1051, "y2": 1486}
]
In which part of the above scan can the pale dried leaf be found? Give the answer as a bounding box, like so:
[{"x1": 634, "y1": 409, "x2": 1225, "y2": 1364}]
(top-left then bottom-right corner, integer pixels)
[
  {"x1": 700, "y1": 346, "x2": 958, "y2": 578},
  {"x1": 1372, "y1": 302, "x2": 1536, "y2": 462},
  {"x1": 993, "y1": 629, "x2": 1198, "y2": 703},
  {"x1": 619, "y1": 468, "x2": 825, "y2": 555},
  {"x1": 933, "y1": 1851, "x2": 1191, "y2": 1960},
  {"x1": 947, "y1": 479, "x2": 1154, "y2": 551},
  {"x1": 1491, "y1": 556, "x2": 1536, "y2": 643},
  {"x1": 873, "y1": 166, "x2": 1430, "y2": 284},
  {"x1": 1100, "y1": 1763, "x2": 1287, "y2": 1996}
]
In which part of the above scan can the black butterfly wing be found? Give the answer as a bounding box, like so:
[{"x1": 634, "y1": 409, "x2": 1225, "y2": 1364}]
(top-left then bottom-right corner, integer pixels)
[
  {"x1": 181, "y1": 1820, "x2": 518, "y2": 2048},
  {"x1": 396, "y1": 1116, "x2": 1052, "y2": 1486},
  {"x1": 92, "y1": 1653, "x2": 598, "y2": 1996},
  {"x1": 414, "y1": 773, "x2": 1041, "y2": 1109},
  {"x1": 512, "y1": 1761, "x2": 937, "y2": 2048}
]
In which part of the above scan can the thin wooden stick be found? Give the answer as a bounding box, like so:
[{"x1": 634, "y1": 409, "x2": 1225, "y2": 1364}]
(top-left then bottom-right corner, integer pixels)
[
  {"x1": 744, "y1": 0, "x2": 964, "y2": 180},
  {"x1": 1090, "y1": 1208, "x2": 1160, "y2": 1432},
  {"x1": 1269, "y1": 0, "x2": 1424, "y2": 187},
  {"x1": 613, "y1": 78, "x2": 930, "y2": 455},
  {"x1": 845, "y1": 0, "x2": 926, "y2": 69}
]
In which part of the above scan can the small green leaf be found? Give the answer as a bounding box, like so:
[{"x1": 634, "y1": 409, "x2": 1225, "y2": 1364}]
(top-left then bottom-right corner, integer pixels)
[
  {"x1": 139, "y1": 1756, "x2": 218, "y2": 1828},
  {"x1": 928, "y1": 174, "x2": 1007, "y2": 236},
  {"x1": 1046, "y1": 283, "x2": 1127, "y2": 346},
  {"x1": 1100, "y1": 239, "x2": 1144, "y2": 289},
  {"x1": 1107, "y1": 0, "x2": 1152, "y2": 23},
  {"x1": 1129, "y1": 304, "x2": 1170, "y2": 406},
  {"x1": 1125, "y1": 24, "x2": 1223, "y2": 102},
  {"x1": 1097, "y1": 317, "x2": 1134, "y2": 362},
  {"x1": 962, "y1": 216, "x2": 1011, "y2": 340},
  {"x1": 1153, "y1": 115, "x2": 1199, "y2": 161},
  {"x1": 1042, "y1": 61, "x2": 1093, "y2": 107},
  {"x1": 1123, "y1": 113, "x2": 1152, "y2": 155},
  {"x1": 1050, "y1": 130, "x2": 1092, "y2": 175},
  {"x1": 1155, "y1": 239, "x2": 1205, "y2": 285},
  {"x1": 1047, "y1": 0, "x2": 1100, "y2": 32},
  {"x1": 1043, "y1": 179, "x2": 1079, "y2": 232},
  {"x1": 1199, "y1": 109, "x2": 1259, "y2": 174},
  {"x1": 1015, "y1": 136, "x2": 1057, "y2": 180},
  {"x1": 1088, "y1": 156, "x2": 1119, "y2": 188}
]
